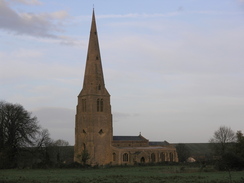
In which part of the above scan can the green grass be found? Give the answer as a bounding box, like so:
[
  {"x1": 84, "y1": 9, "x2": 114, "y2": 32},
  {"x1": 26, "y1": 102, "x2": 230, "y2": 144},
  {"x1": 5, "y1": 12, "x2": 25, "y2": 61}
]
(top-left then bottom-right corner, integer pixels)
[{"x1": 0, "y1": 165, "x2": 243, "y2": 183}]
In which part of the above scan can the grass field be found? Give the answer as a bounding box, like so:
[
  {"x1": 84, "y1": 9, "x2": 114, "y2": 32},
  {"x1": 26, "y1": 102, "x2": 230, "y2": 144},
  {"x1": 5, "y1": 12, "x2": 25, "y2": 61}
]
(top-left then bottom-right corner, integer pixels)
[{"x1": 0, "y1": 165, "x2": 244, "y2": 183}]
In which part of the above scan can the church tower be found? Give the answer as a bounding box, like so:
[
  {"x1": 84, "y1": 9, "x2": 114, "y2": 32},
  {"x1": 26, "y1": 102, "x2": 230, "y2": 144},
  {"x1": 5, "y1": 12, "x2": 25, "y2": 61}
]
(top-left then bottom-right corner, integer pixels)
[{"x1": 74, "y1": 10, "x2": 113, "y2": 166}]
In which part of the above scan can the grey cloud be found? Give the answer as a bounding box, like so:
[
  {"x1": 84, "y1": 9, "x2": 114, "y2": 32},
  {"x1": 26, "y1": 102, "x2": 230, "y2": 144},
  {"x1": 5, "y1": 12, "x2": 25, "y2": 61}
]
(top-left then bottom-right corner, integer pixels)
[
  {"x1": 0, "y1": 0, "x2": 57, "y2": 37},
  {"x1": 0, "y1": 0, "x2": 77, "y2": 45}
]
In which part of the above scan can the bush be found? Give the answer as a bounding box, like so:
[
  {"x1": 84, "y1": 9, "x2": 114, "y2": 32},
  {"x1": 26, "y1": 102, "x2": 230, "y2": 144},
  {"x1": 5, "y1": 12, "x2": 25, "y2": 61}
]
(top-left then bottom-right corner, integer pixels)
[{"x1": 215, "y1": 152, "x2": 244, "y2": 171}]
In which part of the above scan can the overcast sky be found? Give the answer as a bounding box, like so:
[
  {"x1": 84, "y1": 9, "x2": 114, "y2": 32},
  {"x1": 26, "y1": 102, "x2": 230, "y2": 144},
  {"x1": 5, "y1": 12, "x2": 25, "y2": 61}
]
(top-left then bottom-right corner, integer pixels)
[{"x1": 1, "y1": 0, "x2": 244, "y2": 145}]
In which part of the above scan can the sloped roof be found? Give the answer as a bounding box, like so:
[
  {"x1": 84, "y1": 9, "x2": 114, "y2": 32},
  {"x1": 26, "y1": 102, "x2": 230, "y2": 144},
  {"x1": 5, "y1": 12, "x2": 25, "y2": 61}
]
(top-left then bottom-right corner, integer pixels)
[
  {"x1": 116, "y1": 146, "x2": 168, "y2": 150},
  {"x1": 113, "y1": 136, "x2": 147, "y2": 141}
]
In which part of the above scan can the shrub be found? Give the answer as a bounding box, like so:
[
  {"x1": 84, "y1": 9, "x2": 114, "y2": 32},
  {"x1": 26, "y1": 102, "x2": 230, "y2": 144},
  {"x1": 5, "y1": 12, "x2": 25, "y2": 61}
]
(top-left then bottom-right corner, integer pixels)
[{"x1": 215, "y1": 152, "x2": 244, "y2": 171}]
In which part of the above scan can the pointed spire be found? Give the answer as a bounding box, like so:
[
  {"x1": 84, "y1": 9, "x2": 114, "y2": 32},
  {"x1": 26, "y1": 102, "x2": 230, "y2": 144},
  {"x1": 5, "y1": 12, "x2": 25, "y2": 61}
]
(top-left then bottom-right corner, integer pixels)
[{"x1": 82, "y1": 9, "x2": 106, "y2": 94}]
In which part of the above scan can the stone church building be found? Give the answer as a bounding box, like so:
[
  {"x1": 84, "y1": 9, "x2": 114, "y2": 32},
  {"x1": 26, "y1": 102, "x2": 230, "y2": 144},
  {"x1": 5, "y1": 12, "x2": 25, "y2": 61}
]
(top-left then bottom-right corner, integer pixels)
[{"x1": 74, "y1": 10, "x2": 178, "y2": 166}]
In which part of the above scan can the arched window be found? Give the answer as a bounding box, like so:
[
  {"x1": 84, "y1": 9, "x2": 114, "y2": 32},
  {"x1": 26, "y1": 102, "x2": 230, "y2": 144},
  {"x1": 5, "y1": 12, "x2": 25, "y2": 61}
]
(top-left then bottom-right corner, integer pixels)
[
  {"x1": 151, "y1": 153, "x2": 155, "y2": 162},
  {"x1": 169, "y1": 152, "x2": 173, "y2": 162},
  {"x1": 123, "y1": 153, "x2": 128, "y2": 162},
  {"x1": 140, "y1": 157, "x2": 145, "y2": 163},
  {"x1": 113, "y1": 153, "x2": 116, "y2": 161},
  {"x1": 160, "y1": 152, "x2": 165, "y2": 162}
]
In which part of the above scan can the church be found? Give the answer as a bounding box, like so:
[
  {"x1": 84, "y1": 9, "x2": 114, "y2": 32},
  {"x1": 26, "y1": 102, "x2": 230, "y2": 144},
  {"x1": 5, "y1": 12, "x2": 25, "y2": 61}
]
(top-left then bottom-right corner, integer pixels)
[{"x1": 74, "y1": 10, "x2": 178, "y2": 166}]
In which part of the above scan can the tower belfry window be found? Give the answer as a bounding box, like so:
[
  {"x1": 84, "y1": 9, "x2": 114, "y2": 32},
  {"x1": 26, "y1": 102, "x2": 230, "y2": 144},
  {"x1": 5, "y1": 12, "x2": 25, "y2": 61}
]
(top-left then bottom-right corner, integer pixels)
[
  {"x1": 96, "y1": 56, "x2": 99, "y2": 60},
  {"x1": 97, "y1": 98, "x2": 104, "y2": 112}
]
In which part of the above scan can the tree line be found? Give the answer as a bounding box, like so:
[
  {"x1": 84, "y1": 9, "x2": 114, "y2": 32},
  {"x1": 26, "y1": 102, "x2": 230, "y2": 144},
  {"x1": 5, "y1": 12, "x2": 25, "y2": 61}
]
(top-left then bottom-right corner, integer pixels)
[
  {"x1": 176, "y1": 126, "x2": 244, "y2": 171},
  {"x1": 0, "y1": 101, "x2": 70, "y2": 169},
  {"x1": 1, "y1": 100, "x2": 243, "y2": 170},
  {"x1": 209, "y1": 126, "x2": 244, "y2": 171}
]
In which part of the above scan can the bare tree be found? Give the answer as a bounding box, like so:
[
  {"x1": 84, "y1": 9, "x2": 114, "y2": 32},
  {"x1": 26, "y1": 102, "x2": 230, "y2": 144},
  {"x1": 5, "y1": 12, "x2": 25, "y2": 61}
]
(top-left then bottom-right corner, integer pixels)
[
  {"x1": 35, "y1": 128, "x2": 53, "y2": 148},
  {"x1": 209, "y1": 126, "x2": 236, "y2": 156},
  {"x1": 53, "y1": 139, "x2": 69, "y2": 146}
]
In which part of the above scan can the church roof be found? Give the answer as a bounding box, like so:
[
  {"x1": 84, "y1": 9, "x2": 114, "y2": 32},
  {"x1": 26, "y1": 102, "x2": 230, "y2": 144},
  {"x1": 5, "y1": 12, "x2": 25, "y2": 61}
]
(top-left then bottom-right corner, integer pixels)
[
  {"x1": 113, "y1": 136, "x2": 147, "y2": 141},
  {"x1": 116, "y1": 146, "x2": 168, "y2": 150}
]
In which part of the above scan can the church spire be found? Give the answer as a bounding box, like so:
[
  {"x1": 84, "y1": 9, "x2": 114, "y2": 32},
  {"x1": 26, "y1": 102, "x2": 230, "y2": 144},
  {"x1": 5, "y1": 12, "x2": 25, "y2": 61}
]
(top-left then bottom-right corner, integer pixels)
[
  {"x1": 75, "y1": 9, "x2": 113, "y2": 166},
  {"x1": 82, "y1": 9, "x2": 105, "y2": 94}
]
